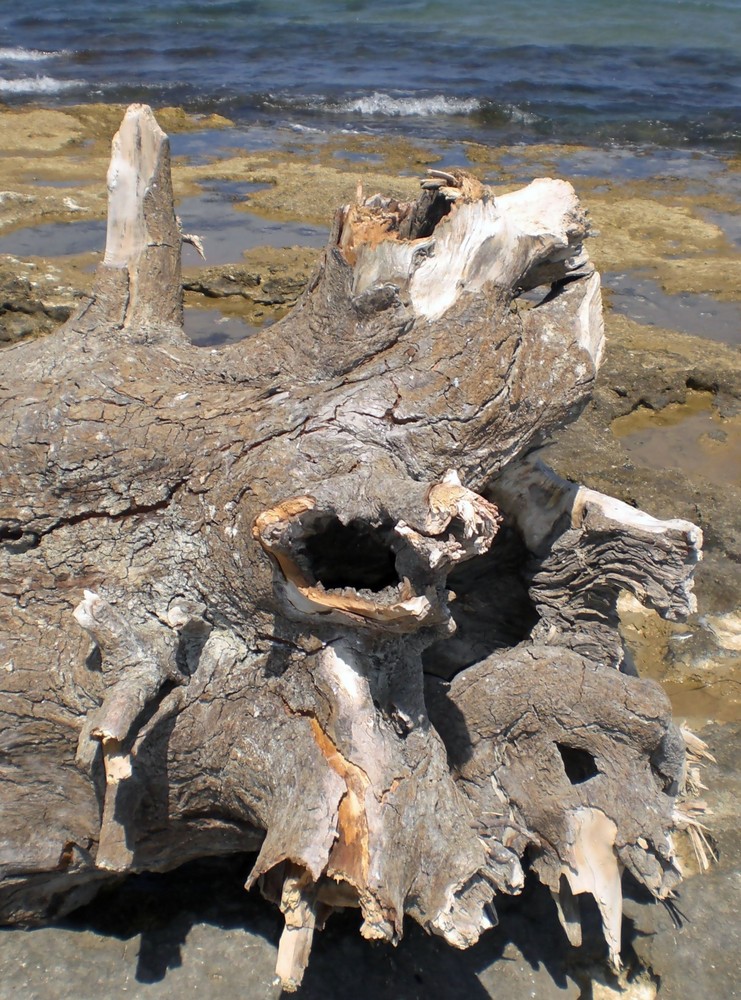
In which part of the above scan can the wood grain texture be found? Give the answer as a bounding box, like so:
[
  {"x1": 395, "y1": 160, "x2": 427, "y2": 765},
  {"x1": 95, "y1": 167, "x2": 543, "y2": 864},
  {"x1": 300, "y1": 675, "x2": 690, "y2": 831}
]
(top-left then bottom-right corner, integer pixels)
[{"x1": 0, "y1": 105, "x2": 701, "y2": 988}]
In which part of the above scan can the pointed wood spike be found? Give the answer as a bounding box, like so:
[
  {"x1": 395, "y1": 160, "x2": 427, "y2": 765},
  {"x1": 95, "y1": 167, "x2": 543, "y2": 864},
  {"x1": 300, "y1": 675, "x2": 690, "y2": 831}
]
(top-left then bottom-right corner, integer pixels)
[
  {"x1": 275, "y1": 867, "x2": 320, "y2": 992},
  {"x1": 90, "y1": 104, "x2": 183, "y2": 334},
  {"x1": 561, "y1": 808, "x2": 623, "y2": 970}
]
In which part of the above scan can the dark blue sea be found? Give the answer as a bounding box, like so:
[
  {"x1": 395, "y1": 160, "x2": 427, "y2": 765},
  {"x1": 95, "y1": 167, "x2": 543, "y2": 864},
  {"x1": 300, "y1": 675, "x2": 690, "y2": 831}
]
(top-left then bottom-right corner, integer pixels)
[{"x1": 0, "y1": 0, "x2": 739, "y2": 152}]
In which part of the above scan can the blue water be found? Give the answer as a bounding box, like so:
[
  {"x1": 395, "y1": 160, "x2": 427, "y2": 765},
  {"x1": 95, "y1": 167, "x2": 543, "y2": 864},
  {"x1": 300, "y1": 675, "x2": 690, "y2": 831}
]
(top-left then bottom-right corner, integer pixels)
[{"x1": 0, "y1": 0, "x2": 739, "y2": 150}]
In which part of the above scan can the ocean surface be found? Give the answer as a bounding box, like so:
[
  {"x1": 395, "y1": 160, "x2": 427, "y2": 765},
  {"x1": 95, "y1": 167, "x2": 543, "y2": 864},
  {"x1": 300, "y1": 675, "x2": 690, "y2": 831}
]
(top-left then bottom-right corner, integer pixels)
[{"x1": 0, "y1": 0, "x2": 739, "y2": 152}]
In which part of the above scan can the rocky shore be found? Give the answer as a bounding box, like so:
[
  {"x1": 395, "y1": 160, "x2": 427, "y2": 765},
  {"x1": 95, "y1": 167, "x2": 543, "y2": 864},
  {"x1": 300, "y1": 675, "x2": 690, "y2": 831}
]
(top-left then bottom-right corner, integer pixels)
[{"x1": 0, "y1": 102, "x2": 739, "y2": 999}]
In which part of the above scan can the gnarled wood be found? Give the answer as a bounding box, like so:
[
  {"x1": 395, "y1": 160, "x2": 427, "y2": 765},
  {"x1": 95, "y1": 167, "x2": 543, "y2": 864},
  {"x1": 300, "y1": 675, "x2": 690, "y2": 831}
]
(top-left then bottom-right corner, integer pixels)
[{"x1": 0, "y1": 105, "x2": 703, "y2": 988}]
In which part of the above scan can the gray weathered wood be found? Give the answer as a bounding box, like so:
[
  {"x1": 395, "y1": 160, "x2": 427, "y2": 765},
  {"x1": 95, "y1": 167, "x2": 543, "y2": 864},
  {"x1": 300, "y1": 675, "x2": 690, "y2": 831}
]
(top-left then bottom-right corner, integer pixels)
[{"x1": 0, "y1": 105, "x2": 702, "y2": 987}]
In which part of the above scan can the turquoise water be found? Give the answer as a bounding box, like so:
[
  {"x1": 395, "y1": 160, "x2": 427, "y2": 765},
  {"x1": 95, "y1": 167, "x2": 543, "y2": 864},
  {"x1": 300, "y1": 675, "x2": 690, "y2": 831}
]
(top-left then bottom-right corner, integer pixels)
[{"x1": 0, "y1": 0, "x2": 739, "y2": 149}]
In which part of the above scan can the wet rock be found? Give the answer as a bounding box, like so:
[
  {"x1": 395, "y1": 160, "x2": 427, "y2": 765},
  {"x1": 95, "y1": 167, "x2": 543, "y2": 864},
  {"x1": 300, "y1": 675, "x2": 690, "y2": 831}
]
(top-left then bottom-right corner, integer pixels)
[
  {"x1": 0, "y1": 258, "x2": 86, "y2": 345},
  {"x1": 0, "y1": 109, "x2": 83, "y2": 154},
  {"x1": 63, "y1": 103, "x2": 233, "y2": 142},
  {"x1": 623, "y1": 722, "x2": 741, "y2": 999},
  {"x1": 183, "y1": 264, "x2": 261, "y2": 298},
  {"x1": 182, "y1": 246, "x2": 317, "y2": 307}
]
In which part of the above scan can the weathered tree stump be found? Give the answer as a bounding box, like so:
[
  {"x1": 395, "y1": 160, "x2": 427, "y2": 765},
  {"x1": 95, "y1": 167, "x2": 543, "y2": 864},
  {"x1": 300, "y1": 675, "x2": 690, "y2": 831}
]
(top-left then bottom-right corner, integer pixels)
[{"x1": 0, "y1": 106, "x2": 703, "y2": 989}]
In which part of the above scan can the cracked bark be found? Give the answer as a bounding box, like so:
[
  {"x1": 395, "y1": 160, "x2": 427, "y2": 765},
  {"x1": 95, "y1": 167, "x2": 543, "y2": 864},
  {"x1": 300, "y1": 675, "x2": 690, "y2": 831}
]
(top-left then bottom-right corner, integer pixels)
[{"x1": 0, "y1": 105, "x2": 702, "y2": 989}]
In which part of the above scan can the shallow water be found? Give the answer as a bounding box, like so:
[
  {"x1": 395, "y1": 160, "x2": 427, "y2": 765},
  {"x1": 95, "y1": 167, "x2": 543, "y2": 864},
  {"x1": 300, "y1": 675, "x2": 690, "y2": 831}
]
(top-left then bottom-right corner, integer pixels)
[
  {"x1": 184, "y1": 304, "x2": 263, "y2": 347},
  {"x1": 612, "y1": 390, "x2": 741, "y2": 488},
  {"x1": 700, "y1": 208, "x2": 741, "y2": 248},
  {"x1": 0, "y1": 182, "x2": 329, "y2": 269},
  {"x1": 605, "y1": 272, "x2": 741, "y2": 345},
  {"x1": 179, "y1": 193, "x2": 328, "y2": 268},
  {"x1": 0, "y1": 218, "x2": 106, "y2": 257},
  {"x1": 169, "y1": 125, "x2": 309, "y2": 163},
  {"x1": 1, "y1": 1, "x2": 740, "y2": 151},
  {"x1": 664, "y1": 679, "x2": 741, "y2": 725}
]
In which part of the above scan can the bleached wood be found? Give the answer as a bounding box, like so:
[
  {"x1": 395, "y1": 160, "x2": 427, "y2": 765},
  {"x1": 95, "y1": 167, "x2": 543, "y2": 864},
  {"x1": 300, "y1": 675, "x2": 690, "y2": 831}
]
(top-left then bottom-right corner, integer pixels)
[
  {"x1": 93, "y1": 103, "x2": 182, "y2": 331},
  {"x1": 490, "y1": 456, "x2": 702, "y2": 666}
]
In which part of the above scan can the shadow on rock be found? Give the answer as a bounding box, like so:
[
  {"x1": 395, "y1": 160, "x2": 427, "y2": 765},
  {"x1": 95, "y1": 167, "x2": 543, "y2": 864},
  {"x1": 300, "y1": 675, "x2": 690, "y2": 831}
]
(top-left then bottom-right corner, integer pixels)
[{"x1": 58, "y1": 854, "x2": 643, "y2": 998}]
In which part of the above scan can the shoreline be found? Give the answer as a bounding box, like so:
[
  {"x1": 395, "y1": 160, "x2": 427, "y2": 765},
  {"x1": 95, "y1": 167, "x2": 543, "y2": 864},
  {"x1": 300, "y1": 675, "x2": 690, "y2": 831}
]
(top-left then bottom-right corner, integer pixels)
[
  {"x1": 1, "y1": 103, "x2": 740, "y2": 341},
  {"x1": 0, "y1": 99, "x2": 739, "y2": 999}
]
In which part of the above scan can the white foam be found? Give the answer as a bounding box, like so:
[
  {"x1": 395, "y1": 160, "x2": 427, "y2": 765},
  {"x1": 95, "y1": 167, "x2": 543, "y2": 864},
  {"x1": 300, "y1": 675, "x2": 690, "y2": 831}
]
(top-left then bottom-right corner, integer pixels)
[
  {"x1": 0, "y1": 47, "x2": 66, "y2": 62},
  {"x1": 338, "y1": 92, "x2": 480, "y2": 117},
  {"x1": 0, "y1": 75, "x2": 83, "y2": 94},
  {"x1": 506, "y1": 104, "x2": 540, "y2": 125}
]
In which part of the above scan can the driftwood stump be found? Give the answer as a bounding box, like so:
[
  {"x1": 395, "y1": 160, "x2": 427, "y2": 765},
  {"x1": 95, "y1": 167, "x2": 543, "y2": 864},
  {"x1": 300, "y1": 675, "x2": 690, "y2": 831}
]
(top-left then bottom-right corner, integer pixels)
[{"x1": 0, "y1": 106, "x2": 703, "y2": 989}]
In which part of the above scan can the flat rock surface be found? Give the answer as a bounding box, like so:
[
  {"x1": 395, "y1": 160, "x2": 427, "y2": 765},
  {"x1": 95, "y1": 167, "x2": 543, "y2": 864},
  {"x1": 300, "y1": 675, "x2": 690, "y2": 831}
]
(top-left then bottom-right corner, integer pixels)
[
  {"x1": 625, "y1": 722, "x2": 741, "y2": 1000},
  {"x1": 6, "y1": 722, "x2": 735, "y2": 1000},
  {"x1": 0, "y1": 862, "x2": 597, "y2": 999}
]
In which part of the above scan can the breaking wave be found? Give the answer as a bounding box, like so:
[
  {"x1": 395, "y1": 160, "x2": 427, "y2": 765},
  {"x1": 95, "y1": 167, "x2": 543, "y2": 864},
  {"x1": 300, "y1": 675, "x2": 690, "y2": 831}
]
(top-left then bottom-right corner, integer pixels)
[
  {"x1": 0, "y1": 76, "x2": 83, "y2": 94},
  {"x1": 0, "y1": 47, "x2": 66, "y2": 62},
  {"x1": 337, "y1": 92, "x2": 480, "y2": 117},
  {"x1": 264, "y1": 92, "x2": 540, "y2": 127}
]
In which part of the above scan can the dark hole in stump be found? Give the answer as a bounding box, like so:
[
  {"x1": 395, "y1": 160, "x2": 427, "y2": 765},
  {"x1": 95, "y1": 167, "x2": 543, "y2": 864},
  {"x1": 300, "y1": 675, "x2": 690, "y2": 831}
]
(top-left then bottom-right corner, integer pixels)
[
  {"x1": 408, "y1": 190, "x2": 455, "y2": 239},
  {"x1": 1, "y1": 522, "x2": 40, "y2": 553},
  {"x1": 557, "y1": 743, "x2": 600, "y2": 784},
  {"x1": 303, "y1": 517, "x2": 399, "y2": 593},
  {"x1": 422, "y1": 523, "x2": 539, "y2": 680},
  {"x1": 85, "y1": 645, "x2": 103, "y2": 672}
]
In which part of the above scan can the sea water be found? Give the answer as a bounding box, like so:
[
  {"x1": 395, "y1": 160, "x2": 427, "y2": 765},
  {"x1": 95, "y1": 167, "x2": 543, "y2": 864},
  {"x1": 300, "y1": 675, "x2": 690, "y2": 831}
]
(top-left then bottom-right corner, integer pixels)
[{"x1": 0, "y1": 0, "x2": 739, "y2": 151}]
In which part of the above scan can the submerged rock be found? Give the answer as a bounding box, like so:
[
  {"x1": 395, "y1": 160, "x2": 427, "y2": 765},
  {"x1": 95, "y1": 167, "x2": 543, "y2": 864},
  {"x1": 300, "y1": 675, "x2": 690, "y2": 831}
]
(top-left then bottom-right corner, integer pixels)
[
  {"x1": 182, "y1": 246, "x2": 318, "y2": 306},
  {"x1": 0, "y1": 257, "x2": 86, "y2": 345}
]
